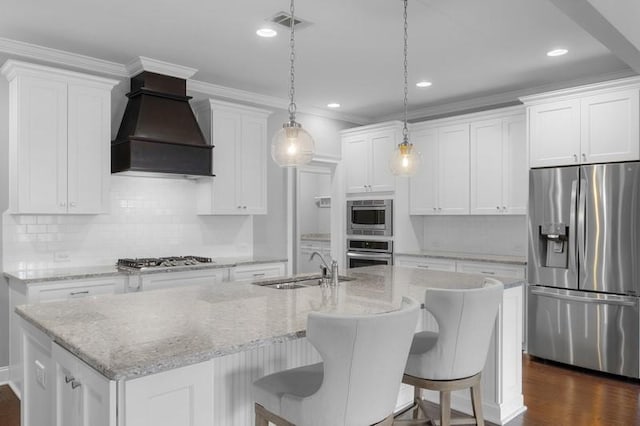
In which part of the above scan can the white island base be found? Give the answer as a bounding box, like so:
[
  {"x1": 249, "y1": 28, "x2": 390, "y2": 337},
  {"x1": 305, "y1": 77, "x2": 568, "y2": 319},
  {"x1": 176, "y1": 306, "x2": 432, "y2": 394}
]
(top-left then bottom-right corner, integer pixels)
[{"x1": 21, "y1": 284, "x2": 524, "y2": 426}]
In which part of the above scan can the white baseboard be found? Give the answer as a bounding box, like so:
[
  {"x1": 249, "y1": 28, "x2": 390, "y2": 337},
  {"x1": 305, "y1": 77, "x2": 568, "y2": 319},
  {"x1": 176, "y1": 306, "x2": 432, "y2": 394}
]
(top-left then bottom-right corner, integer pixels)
[{"x1": 0, "y1": 365, "x2": 8, "y2": 385}]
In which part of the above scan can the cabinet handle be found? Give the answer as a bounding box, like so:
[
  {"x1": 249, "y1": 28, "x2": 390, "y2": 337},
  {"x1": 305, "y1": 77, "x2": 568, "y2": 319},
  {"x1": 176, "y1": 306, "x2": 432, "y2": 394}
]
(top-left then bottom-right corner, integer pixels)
[
  {"x1": 243, "y1": 206, "x2": 247, "y2": 209},
  {"x1": 237, "y1": 206, "x2": 242, "y2": 209},
  {"x1": 573, "y1": 154, "x2": 578, "y2": 162},
  {"x1": 417, "y1": 265, "x2": 430, "y2": 269},
  {"x1": 502, "y1": 206, "x2": 507, "y2": 211},
  {"x1": 582, "y1": 153, "x2": 587, "y2": 161},
  {"x1": 69, "y1": 290, "x2": 90, "y2": 296},
  {"x1": 432, "y1": 207, "x2": 437, "y2": 211},
  {"x1": 438, "y1": 207, "x2": 442, "y2": 211},
  {"x1": 496, "y1": 206, "x2": 500, "y2": 210},
  {"x1": 59, "y1": 202, "x2": 66, "y2": 207},
  {"x1": 69, "y1": 202, "x2": 77, "y2": 207},
  {"x1": 71, "y1": 380, "x2": 82, "y2": 389},
  {"x1": 252, "y1": 273, "x2": 266, "y2": 277},
  {"x1": 481, "y1": 271, "x2": 496, "y2": 275},
  {"x1": 65, "y1": 375, "x2": 75, "y2": 383}
]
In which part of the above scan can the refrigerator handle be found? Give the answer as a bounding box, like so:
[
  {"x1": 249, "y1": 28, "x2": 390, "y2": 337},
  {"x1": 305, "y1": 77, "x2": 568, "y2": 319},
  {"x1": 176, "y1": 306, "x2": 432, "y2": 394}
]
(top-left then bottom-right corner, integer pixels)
[
  {"x1": 577, "y1": 178, "x2": 587, "y2": 276},
  {"x1": 569, "y1": 179, "x2": 578, "y2": 273},
  {"x1": 530, "y1": 287, "x2": 638, "y2": 307}
]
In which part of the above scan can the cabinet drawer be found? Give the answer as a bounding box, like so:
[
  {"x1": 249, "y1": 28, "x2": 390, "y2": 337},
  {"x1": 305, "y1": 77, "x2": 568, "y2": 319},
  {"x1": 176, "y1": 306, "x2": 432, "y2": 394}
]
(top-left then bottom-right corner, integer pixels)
[
  {"x1": 456, "y1": 261, "x2": 525, "y2": 279},
  {"x1": 231, "y1": 263, "x2": 286, "y2": 282},
  {"x1": 31, "y1": 278, "x2": 121, "y2": 303},
  {"x1": 139, "y1": 268, "x2": 228, "y2": 292},
  {"x1": 395, "y1": 256, "x2": 457, "y2": 272}
]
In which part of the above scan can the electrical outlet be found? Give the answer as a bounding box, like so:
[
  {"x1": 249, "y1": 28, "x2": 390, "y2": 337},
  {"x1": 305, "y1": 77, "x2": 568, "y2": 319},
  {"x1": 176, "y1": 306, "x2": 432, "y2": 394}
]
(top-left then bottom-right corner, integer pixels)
[
  {"x1": 54, "y1": 251, "x2": 71, "y2": 262},
  {"x1": 35, "y1": 360, "x2": 46, "y2": 389}
]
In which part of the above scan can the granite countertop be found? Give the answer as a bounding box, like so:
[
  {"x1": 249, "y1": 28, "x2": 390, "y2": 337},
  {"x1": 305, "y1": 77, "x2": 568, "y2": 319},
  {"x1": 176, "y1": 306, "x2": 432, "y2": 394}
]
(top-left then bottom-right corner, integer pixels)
[
  {"x1": 4, "y1": 257, "x2": 288, "y2": 284},
  {"x1": 396, "y1": 250, "x2": 526, "y2": 265},
  {"x1": 16, "y1": 265, "x2": 523, "y2": 381}
]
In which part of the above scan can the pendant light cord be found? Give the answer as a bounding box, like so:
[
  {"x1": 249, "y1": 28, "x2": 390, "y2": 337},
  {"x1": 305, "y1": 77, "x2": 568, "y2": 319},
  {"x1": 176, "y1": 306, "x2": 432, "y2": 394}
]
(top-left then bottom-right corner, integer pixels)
[
  {"x1": 402, "y1": 0, "x2": 409, "y2": 143},
  {"x1": 288, "y1": 0, "x2": 297, "y2": 121}
]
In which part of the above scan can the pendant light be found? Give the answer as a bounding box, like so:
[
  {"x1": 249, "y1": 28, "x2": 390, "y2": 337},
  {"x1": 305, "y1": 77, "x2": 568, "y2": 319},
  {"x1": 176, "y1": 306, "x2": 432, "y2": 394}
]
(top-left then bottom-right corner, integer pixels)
[
  {"x1": 271, "y1": 0, "x2": 315, "y2": 167},
  {"x1": 390, "y1": 0, "x2": 421, "y2": 177}
]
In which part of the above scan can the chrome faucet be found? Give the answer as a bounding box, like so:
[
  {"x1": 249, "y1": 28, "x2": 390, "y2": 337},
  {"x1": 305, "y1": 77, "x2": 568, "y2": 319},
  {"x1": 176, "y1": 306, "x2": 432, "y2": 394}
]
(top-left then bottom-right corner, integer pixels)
[{"x1": 309, "y1": 251, "x2": 339, "y2": 286}]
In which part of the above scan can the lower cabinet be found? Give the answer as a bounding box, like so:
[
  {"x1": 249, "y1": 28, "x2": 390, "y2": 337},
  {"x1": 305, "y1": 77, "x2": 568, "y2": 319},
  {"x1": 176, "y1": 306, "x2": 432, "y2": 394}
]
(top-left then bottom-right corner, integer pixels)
[
  {"x1": 134, "y1": 268, "x2": 229, "y2": 291},
  {"x1": 394, "y1": 255, "x2": 456, "y2": 272},
  {"x1": 21, "y1": 320, "x2": 115, "y2": 426}
]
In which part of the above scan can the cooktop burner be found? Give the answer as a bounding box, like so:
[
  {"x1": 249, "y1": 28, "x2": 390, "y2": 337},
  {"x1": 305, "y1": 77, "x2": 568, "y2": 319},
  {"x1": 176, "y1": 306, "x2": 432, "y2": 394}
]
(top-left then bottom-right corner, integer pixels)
[{"x1": 117, "y1": 256, "x2": 213, "y2": 270}]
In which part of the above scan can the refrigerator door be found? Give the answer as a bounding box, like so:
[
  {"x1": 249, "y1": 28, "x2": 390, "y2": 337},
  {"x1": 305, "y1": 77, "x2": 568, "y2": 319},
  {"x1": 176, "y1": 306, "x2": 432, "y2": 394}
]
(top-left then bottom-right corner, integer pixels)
[
  {"x1": 580, "y1": 163, "x2": 640, "y2": 295},
  {"x1": 528, "y1": 285, "x2": 639, "y2": 378},
  {"x1": 528, "y1": 166, "x2": 580, "y2": 289}
]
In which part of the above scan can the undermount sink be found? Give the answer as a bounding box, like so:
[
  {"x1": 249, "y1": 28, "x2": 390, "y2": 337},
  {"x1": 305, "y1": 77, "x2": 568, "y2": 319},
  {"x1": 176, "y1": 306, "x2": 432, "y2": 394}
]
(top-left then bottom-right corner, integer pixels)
[{"x1": 254, "y1": 275, "x2": 354, "y2": 290}]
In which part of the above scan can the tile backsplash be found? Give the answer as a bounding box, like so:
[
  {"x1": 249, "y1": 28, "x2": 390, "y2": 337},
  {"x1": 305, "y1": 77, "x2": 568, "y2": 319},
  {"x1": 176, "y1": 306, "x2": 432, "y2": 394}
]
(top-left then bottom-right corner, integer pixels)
[{"x1": 2, "y1": 175, "x2": 253, "y2": 270}]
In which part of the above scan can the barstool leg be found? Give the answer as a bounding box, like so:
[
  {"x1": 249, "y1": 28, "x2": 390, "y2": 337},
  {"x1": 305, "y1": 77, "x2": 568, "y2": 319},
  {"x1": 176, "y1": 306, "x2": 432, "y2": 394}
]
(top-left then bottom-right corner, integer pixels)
[
  {"x1": 255, "y1": 403, "x2": 269, "y2": 426},
  {"x1": 470, "y1": 383, "x2": 485, "y2": 426},
  {"x1": 440, "y1": 390, "x2": 451, "y2": 426},
  {"x1": 413, "y1": 386, "x2": 422, "y2": 419}
]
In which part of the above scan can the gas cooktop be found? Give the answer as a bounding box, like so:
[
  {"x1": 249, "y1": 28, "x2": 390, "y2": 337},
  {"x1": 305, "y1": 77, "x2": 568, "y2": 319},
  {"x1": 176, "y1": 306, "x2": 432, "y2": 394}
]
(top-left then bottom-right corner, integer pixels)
[{"x1": 117, "y1": 256, "x2": 213, "y2": 271}]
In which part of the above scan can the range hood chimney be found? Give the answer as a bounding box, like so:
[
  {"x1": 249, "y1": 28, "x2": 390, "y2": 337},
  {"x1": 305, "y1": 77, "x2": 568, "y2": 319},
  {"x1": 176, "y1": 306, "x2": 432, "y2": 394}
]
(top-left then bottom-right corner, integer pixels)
[{"x1": 111, "y1": 57, "x2": 213, "y2": 177}]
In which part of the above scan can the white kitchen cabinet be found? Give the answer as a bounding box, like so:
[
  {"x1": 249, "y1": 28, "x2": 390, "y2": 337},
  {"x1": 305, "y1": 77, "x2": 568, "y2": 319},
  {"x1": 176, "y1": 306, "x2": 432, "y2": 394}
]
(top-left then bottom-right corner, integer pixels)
[
  {"x1": 470, "y1": 114, "x2": 527, "y2": 215},
  {"x1": 195, "y1": 99, "x2": 270, "y2": 215},
  {"x1": 341, "y1": 122, "x2": 401, "y2": 194},
  {"x1": 394, "y1": 254, "x2": 457, "y2": 272},
  {"x1": 230, "y1": 262, "x2": 287, "y2": 282},
  {"x1": 524, "y1": 82, "x2": 640, "y2": 168},
  {"x1": 409, "y1": 124, "x2": 470, "y2": 215},
  {"x1": 8, "y1": 276, "x2": 126, "y2": 396},
  {"x1": 1, "y1": 60, "x2": 117, "y2": 214},
  {"x1": 52, "y1": 343, "x2": 115, "y2": 426},
  {"x1": 133, "y1": 268, "x2": 229, "y2": 292}
]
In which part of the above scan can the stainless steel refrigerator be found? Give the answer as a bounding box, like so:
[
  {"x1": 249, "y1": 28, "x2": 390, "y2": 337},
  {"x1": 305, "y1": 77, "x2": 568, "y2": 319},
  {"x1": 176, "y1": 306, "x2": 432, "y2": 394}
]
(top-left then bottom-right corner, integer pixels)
[{"x1": 528, "y1": 162, "x2": 640, "y2": 378}]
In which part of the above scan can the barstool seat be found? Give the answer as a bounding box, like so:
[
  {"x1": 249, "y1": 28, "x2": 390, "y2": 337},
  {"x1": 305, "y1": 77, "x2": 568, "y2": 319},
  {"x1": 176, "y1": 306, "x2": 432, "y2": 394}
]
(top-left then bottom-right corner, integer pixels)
[{"x1": 252, "y1": 296, "x2": 420, "y2": 426}]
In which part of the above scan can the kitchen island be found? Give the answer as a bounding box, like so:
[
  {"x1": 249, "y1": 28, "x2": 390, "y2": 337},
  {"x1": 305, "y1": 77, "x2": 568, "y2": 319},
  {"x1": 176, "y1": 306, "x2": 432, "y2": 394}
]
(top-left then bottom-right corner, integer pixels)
[{"x1": 16, "y1": 266, "x2": 525, "y2": 425}]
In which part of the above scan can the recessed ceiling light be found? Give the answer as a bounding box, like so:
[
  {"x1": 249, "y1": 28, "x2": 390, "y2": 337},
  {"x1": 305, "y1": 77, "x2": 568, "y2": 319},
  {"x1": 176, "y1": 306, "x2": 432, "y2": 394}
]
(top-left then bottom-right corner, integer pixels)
[
  {"x1": 327, "y1": 103, "x2": 341, "y2": 108},
  {"x1": 547, "y1": 48, "x2": 568, "y2": 57},
  {"x1": 256, "y1": 28, "x2": 277, "y2": 38},
  {"x1": 416, "y1": 81, "x2": 432, "y2": 88}
]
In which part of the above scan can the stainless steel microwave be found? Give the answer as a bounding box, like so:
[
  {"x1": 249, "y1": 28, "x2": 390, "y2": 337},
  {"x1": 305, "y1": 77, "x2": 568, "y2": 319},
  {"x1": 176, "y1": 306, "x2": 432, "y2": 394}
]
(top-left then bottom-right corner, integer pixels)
[{"x1": 346, "y1": 199, "x2": 393, "y2": 236}]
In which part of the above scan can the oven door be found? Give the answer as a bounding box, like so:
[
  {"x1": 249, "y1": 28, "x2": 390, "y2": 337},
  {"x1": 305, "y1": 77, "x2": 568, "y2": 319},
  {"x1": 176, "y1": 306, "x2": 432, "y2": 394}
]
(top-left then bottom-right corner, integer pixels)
[{"x1": 346, "y1": 251, "x2": 393, "y2": 269}]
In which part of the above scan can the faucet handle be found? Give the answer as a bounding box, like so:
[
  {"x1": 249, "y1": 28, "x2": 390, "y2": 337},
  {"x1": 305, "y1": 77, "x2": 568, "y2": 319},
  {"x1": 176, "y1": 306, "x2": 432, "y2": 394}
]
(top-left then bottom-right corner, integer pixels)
[{"x1": 320, "y1": 265, "x2": 328, "y2": 277}]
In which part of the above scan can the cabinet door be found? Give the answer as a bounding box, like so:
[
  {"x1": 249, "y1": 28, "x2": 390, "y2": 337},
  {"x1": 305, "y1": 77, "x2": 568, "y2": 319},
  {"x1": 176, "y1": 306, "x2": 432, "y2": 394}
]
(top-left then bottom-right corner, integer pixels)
[
  {"x1": 67, "y1": 84, "x2": 111, "y2": 214},
  {"x1": 438, "y1": 124, "x2": 470, "y2": 215},
  {"x1": 529, "y1": 100, "x2": 581, "y2": 167},
  {"x1": 456, "y1": 261, "x2": 525, "y2": 279},
  {"x1": 470, "y1": 119, "x2": 503, "y2": 215},
  {"x1": 502, "y1": 115, "x2": 527, "y2": 214},
  {"x1": 240, "y1": 116, "x2": 267, "y2": 214},
  {"x1": 16, "y1": 76, "x2": 68, "y2": 213},
  {"x1": 344, "y1": 135, "x2": 370, "y2": 193},
  {"x1": 369, "y1": 131, "x2": 396, "y2": 192},
  {"x1": 211, "y1": 110, "x2": 241, "y2": 213},
  {"x1": 409, "y1": 128, "x2": 439, "y2": 214},
  {"x1": 581, "y1": 89, "x2": 640, "y2": 164}
]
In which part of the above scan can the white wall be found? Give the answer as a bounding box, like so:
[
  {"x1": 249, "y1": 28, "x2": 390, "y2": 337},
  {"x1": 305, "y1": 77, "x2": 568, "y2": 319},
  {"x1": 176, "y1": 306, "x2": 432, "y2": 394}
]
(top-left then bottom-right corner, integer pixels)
[{"x1": 0, "y1": 55, "x2": 10, "y2": 371}]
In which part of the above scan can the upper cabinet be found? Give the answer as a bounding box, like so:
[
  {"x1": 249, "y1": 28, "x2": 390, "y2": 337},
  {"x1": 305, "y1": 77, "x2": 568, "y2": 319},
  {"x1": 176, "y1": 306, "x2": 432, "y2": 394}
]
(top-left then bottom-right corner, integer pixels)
[
  {"x1": 341, "y1": 122, "x2": 401, "y2": 194},
  {"x1": 522, "y1": 78, "x2": 640, "y2": 168},
  {"x1": 410, "y1": 123, "x2": 470, "y2": 215},
  {"x1": 470, "y1": 113, "x2": 527, "y2": 215},
  {"x1": 195, "y1": 99, "x2": 270, "y2": 215},
  {"x1": 1, "y1": 60, "x2": 118, "y2": 214}
]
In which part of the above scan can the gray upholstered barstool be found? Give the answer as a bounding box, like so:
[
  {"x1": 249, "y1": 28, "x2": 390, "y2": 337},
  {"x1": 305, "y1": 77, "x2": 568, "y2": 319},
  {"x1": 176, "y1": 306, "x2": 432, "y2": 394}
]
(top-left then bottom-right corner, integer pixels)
[
  {"x1": 399, "y1": 279, "x2": 503, "y2": 426},
  {"x1": 252, "y1": 296, "x2": 420, "y2": 426}
]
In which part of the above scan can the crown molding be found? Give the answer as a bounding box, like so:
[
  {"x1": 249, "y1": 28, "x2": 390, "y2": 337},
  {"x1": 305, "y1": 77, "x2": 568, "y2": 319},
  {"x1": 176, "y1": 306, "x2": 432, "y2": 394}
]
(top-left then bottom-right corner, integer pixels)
[
  {"x1": 339, "y1": 120, "x2": 404, "y2": 136},
  {"x1": 187, "y1": 79, "x2": 371, "y2": 125},
  {"x1": 410, "y1": 105, "x2": 525, "y2": 131},
  {"x1": 377, "y1": 68, "x2": 638, "y2": 122},
  {"x1": 126, "y1": 56, "x2": 197, "y2": 79},
  {"x1": 0, "y1": 37, "x2": 128, "y2": 77},
  {"x1": 1, "y1": 59, "x2": 119, "y2": 88},
  {"x1": 519, "y1": 74, "x2": 640, "y2": 105}
]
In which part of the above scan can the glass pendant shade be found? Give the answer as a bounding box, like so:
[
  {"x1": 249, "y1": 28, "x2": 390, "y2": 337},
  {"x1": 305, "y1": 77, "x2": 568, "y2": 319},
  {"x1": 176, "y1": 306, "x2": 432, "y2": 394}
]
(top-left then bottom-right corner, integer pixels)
[
  {"x1": 390, "y1": 141, "x2": 421, "y2": 177},
  {"x1": 271, "y1": 121, "x2": 315, "y2": 167}
]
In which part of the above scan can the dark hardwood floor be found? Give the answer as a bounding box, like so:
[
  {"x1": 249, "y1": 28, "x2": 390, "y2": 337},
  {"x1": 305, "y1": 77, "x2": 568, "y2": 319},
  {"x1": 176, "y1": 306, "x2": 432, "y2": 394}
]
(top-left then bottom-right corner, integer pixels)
[{"x1": 1, "y1": 355, "x2": 639, "y2": 425}]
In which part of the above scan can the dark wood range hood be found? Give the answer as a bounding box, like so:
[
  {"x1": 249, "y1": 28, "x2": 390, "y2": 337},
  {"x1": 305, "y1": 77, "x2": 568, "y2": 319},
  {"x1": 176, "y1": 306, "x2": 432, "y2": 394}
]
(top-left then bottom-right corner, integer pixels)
[{"x1": 111, "y1": 68, "x2": 214, "y2": 177}]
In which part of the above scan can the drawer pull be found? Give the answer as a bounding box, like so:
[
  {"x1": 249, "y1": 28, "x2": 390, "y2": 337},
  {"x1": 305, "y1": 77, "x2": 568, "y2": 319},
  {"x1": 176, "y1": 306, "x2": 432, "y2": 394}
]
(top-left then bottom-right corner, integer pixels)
[
  {"x1": 252, "y1": 273, "x2": 266, "y2": 277},
  {"x1": 71, "y1": 380, "x2": 82, "y2": 389},
  {"x1": 417, "y1": 265, "x2": 429, "y2": 269},
  {"x1": 481, "y1": 271, "x2": 496, "y2": 275},
  {"x1": 65, "y1": 375, "x2": 75, "y2": 383},
  {"x1": 69, "y1": 290, "x2": 90, "y2": 296}
]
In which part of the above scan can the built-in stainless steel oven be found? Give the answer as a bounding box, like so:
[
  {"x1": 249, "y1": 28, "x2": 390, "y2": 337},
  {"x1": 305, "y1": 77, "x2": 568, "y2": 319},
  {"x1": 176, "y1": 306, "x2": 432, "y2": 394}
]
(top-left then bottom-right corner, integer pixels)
[
  {"x1": 346, "y1": 239, "x2": 393, "y2": 269},
  {"x1": 347, "y1": 199, "x2": 393, "y2": 236}
]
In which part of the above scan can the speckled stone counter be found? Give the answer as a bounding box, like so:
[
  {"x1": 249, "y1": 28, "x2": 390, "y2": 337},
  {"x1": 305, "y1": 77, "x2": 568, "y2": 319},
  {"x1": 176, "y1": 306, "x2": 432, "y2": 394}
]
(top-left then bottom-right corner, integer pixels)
[
  {"x1": 396, "y1": 250, "x2": 526, "y2": 265},
  {"x1": 16, "y1": 266, "x2": 522, "y2": 381},
  {"x1": 4, "y1": 257, "x2": 288, "y2": 284}
]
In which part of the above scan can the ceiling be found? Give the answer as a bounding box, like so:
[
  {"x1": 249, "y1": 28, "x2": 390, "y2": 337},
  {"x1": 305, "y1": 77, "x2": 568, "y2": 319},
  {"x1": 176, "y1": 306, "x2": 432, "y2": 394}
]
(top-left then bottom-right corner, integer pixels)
[{"x1": 0, "y1": 0, "x2": 637, "y2": 123}]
